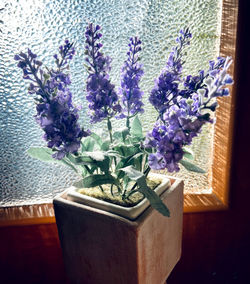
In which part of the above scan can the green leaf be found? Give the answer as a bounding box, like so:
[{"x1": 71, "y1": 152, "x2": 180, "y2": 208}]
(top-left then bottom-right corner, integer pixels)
[
  {"x1": 81, "y1": 174, "x2": 120, "y2": 188},
  {"x1": 131, "y1": 116, "x2": 143, "y2": 139},
  {"x1": 27, "y1": 147, "x2": 79, "y2": 174},
  {"x1": 120, "y1": 165, "x2": 144, "y2": 180},
  {"x1": 96, "y1": 156, "x2": 110, "y2": 174},
  {"x1": 113, "y1": 128, "x2": 130, "y2": 142},
  {"x1": 120, "y1": 166, "x2": 170, "y2": 217},
  {"x1": 27, "y1": 147, "x2": 84, "y2": 176},
  {"x1": 115, "y1": 151, "x2": 143, "y2": 178},
  {"x1": 81, "y1": 166, "x2": 88, "y2": 177},
  {"x1": 68, "y1": 153, "x2": 110, "y2": 174},
  {"x1": 60, "y1": 159, "x2": 78, "y2": 173},
  {"x1": 89, "y1": 165, "x2": 97, "y2": 174},
  {"x1": 137, "y1": 178, "x2": 170, "y2": 217},
  {"x1": 81, "y1": 136, "x2": 95, "y2": 152},
  {"x1": 101, "y1": 140, "x2": 110, "y2": 151},
  {"x1": 27, "y1": 147, "x2": 58, "y2": 163},
  {"x1": 73, "y1": 179, "x2": 84, "y2": 189},
  {"x1": 183, "y1": 147, "x2": 194, "y2": 160},
  {"x1": 68, "y1": 154, "x2": 93, "y2": 165},
  {"x1": 105, "y1": 150, "x2": 122, "y2": 159},
  {"x1": 179, "y1": 159, "x2": 206, "y2": 173},
  {"x1": 114, "y1": 143, "x2": 140, "y2": 157},
  {"x1": 127, "y1": 136, "x2": 144, "y2": 144},
  {"x1": 122, "y1": 175, "x2": 130, "y2": 192},
  {"x1": 132, "y1": 152, "x2": 144, "y2": 171},
  {"x1": 127, "y1": 152, "x2": 144, "y2": 163},
  {"x1": 90, "y1": 132, "x2": 102, "y2": 146}
]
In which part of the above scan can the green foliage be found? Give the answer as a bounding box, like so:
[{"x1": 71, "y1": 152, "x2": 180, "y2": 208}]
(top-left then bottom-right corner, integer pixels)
[
  {"x1": 81, "y1": 136, "x2": 95, "y2": 152},
  {"x1": 120, "y1": 166, "x2": 170, "y2": 217},
  {"x1": 183, "y1": 147, "x2": 194, "y2": 160},
  {"x1": 179, "y1": 159, "x2": 205, "y2": 173},
  {"x1": 27, "y1": 113, "x2": 206, "y2": 218},
  {"x1": 81, "y1": 174, "x2": 120, "y2": 189},
  {"x1": 90, "y1": 132, "x2": 102, "y2": 147},
  {"x1": 27, "y1": 147, "x2": 58, "y2": 163},
  {"x1": 68, "y1": 152, "x2": 110, "y2": 174},
  {"x1": 131, "y1": 116, "x2": 143, "y2": 139},
  {"x1": 113, "y1": 128, "x2": 130, "y2": 142},
  {"x1": 101, "y1": 140, "x2": 110, "y2": 151},
  {"x1": 27, "y1": 147, "x2": 79, "y2": 173}
]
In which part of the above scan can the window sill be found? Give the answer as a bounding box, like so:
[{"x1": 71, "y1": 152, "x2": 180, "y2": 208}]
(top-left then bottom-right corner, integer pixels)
[
  {"x1": 0, "y1": 203, "x2": 56, "y2": 227},
  {"x1": 0, "y1": 190, "x2": 229, "y2": 227},
  {"x1": 184, "y1": 192, "x2": 228, "y2": 213}
]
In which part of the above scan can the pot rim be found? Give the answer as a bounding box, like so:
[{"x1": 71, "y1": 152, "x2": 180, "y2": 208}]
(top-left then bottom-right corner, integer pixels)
[{"x1": 67, "y1": 172, "x2": 171, "y2": 220}]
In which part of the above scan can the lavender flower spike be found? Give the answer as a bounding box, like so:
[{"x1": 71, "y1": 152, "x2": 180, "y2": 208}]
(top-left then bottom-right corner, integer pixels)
[
  {"x1": 145, "y1": 54, "x2": 233, "y2": 172},
  {"x1": 15, "y1": 41, "x2": 89, "y2": 160},
  {"x1": 119, "y1": 37, "x2": 144, "y2": 127},
  {"x1": 85, "y1": 23, "x2": 121, "y2": 123},
  {"x1": 35, "y1": 89, "x2": 89, "y2": 160},
  {"x1": 205, "y1": 56, "x2": 233, "y2": 99},
  {"x1": 149, "y1": 28, "x2": 192, "y2": 116}
]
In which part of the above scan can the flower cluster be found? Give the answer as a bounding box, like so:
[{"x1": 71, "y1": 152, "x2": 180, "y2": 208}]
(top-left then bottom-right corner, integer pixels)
[
  {"x1": 15, "y1": 40, "x2": 89, "y2": 159},
  {"x1": 54, "y1": 40, "x2": 75, "y2": 69},
  {"x1": 146, "y1": 121, "x2": 184, "y2": 172},
  {"x1": 14, "y1": 49, "x2": 48, "y2": 99},
  {"x1": 145, "y1": 104, "x2": 206, "y2": 172},
  {"x1": 84, "y1": 23, "x2": 121, "y2": 123},
  {"x1": 149, "y1": 28, "x2": 192, "y2": 116},
  {"x1": 119, "y1": 37, "x2": 144, "y2": 125},
  {"x1": 145, "y1": 48, "x2": 233, "y2": 171}
]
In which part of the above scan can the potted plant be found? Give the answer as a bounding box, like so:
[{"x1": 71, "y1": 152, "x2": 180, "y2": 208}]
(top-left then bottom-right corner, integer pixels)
[{"x1": 15, "y1": 23, "x2": 233, "y2": 284}]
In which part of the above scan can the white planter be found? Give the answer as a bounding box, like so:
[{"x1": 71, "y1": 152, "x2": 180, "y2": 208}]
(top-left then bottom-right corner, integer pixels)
[{"x1": 67, "y1": 172, "x2": 171, "y2": 220}]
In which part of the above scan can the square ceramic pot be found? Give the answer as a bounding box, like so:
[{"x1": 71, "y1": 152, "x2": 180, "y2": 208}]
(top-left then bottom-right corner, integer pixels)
[{"x1": 53, "y1": 176, "x2": 183, "y2": 284}]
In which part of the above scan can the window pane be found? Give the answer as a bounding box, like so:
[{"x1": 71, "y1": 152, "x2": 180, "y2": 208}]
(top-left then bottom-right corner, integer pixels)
[{"x1": 0, "y1": 0, "x2": 222, "y2": 206}]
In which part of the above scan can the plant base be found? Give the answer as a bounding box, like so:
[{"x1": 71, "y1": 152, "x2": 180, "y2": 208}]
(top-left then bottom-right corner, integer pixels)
[
  {"x1": 67, "y1": 173, "x2": 171, "y2": 220},
  {"x1": 53, "y1": 177, "x2": 183, "y2": 284}
]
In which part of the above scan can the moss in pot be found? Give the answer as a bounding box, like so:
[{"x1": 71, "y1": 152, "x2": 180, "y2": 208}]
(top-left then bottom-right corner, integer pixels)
[{"x1": 77, "y1": 177, "x2": 161, "y2": 207}]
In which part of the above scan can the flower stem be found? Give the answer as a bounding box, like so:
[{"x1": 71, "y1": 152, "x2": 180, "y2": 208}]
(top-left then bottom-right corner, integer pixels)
[
  {"x1": 107, "y1": 117, "x2": 117, "y2": 168},
  {"x1": 107, "y1": 117, "x2": 113, "y2": 143},
  {"x1": 126, "y1": 116, "x2": 130, "y2": 131}
]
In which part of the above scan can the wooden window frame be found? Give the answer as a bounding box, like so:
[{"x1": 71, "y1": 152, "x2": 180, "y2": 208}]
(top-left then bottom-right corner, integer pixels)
[
  {"x1": 0, "y1": 0, "x2": 238, "y2": 226},
  {"x1": 184, "y1": 0, "x2": 238, "y2": 213}
]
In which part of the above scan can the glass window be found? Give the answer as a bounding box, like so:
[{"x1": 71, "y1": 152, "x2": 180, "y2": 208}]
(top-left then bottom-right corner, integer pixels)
[{"x1": 0, "y1": 0, "x2": 223, "y2": 206}]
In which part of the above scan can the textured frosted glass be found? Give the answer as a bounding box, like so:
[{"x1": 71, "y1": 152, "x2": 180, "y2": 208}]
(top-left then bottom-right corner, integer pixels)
[{"x1": 0, "y1": 0, "x2": 222, "y2": 206}]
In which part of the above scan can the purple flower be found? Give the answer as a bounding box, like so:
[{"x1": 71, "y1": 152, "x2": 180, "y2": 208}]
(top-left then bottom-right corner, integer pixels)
[
  {"x1": 179, "y1": 70, "x2": 206, "y2": 98},
  {"x1": 148, "y1": 152, "x2": 168, "y2": 171},
  {"x1": 145, "y1": 99, "x2": 207, "y2": 172},
  {"x1": 204, "y1": 57, "x2": 233, "y2": 99},
  {"x1": 145, "y1": 26, "x2": 233, "y2": 173},
  {"x1": 180, "y1": 56, "x2": 233, "y2": 105},
  {"x1": 54, "y1": 39, "x2": 75, "y2": 69},
  {"x1": 15, "y1": 41, "x2": 89, "y2": 159},
  {"x1": 119, "y1": 37, "x2": 144, "y2": 120},
  {"x1": 14, "y1": 49, "x2": 49, "y2": 99},
  {"x1": 15, "y1": 40, "x2": 75, "y2": 100},
  {"x1": 36, "y1": 89, "x2": 89, "y2": 159},
  {"x1": 84, "y1": 23, "x2": 121, "y2": 123},
  {"x1": 145, "y1": 121, "x2": 184, "y2": 172},
  {"x1": 149, "y1": 28, "x2": 192, "y2": 115}
]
